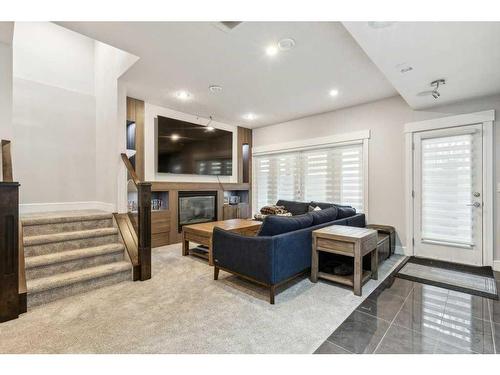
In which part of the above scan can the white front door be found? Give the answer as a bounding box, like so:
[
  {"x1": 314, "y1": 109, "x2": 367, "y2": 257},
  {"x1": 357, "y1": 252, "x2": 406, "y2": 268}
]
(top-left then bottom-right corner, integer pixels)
[{"x1": 413, "y1": 124, "x2": 483, "y2": 266}]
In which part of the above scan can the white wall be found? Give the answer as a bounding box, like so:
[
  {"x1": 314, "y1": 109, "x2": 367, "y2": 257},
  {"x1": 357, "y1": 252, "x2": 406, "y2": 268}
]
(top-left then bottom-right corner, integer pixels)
[
  {"x1": 0, "y1": 23, "x2": 14, "y2": 182},
  {"x1": 253, "y1": 94, "x2": 500, "y2": 260},
  {"x1": 144, "y1": 103, "x2": 238, "y2": 183},
  {"x1": 13, "y1": 22, "x2": 97, "y2": 210},
  {"x1": 94, "y1": 41, "x2": 138, "y2": 209},
  {"x1": 12, "y1": 22, "x2": 138, "y2": 213},
  {"x1": 0, "y1": 41, "x2": 13, "y2": 183}
]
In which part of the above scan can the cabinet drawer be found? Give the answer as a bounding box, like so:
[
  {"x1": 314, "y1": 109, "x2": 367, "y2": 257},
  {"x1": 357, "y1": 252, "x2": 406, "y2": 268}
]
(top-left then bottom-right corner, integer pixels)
[
  {"x1": 316, "y1": 238, "x2": 354, "y2": 254},
  {"x1": 152, "y1": 233, "x2": 169, "y2": 248}
]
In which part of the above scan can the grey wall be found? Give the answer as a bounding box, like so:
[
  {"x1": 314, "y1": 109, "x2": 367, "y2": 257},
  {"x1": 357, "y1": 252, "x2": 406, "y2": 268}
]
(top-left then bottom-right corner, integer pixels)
[{"x1": 253, "y1": 94, "x2": 500, "y2": 260}]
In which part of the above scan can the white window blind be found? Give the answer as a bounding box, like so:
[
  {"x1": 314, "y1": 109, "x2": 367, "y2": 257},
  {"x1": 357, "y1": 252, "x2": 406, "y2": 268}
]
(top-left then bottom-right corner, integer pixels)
[
  {"x1": 421, "y1": 134, "x2": 474, "y2": 245},
  {"x1": 253, "y1": 143, "x2": 365, "y2": 212}
]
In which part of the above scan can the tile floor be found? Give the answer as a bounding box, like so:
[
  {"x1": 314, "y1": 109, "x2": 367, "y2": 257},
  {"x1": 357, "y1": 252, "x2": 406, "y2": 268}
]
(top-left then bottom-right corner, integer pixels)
[{"x1": 315, "y1": 271, "x2": 500, "y2": 354}]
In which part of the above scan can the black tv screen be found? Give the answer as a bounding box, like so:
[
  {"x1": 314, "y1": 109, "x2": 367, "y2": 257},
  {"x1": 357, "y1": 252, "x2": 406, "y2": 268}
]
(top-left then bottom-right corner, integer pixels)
[{"x1": 157, "y1": 116, "x2": 233, "y2": 176}]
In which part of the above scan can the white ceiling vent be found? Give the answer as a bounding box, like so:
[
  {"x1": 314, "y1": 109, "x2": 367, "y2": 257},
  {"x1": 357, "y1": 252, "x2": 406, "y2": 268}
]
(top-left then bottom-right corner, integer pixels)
[{"x1": 213, "y1": 22, "x2": 243, "y2": 33}]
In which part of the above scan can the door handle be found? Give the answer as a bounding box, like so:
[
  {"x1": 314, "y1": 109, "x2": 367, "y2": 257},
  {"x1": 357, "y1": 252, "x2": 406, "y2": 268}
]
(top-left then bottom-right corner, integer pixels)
[{"x1": 466, "y1": 202, "x2": 481, "y2": 208}]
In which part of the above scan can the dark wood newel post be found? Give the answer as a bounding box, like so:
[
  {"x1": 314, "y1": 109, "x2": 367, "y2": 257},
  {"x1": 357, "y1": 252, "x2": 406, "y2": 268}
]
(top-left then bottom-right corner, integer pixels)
[
  {"x1": 0, "y1": 182, "x2": 20, "y2": 322},
  {"x1": 137, "y1": 182, "x2": 152, "y2": 281}
]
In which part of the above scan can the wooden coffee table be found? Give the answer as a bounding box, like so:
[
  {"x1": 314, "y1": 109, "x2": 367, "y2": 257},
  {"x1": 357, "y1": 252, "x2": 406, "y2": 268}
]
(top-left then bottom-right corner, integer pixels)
[
  {"x1": 311, "y1": 225, "x2": 378, "y2": 296},
  {"x1": 182, "y1": 219, "x2": 262, "y2": 266}
]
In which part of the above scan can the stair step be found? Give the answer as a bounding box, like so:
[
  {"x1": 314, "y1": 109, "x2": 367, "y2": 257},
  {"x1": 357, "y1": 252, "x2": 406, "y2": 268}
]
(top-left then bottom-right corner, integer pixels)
[
  {"x1": 24, "y1": 227, "x2": 118, "y2": 247},
  {"x1": 25, "y1": 243, "x2": 126, "y2": 279},
  {"x1": 22, "y1": 213, "x2": 114, "y2": 237},
  {"x1": 27, "y1": 261, "x2": 131, "y2": 294},
  {"x1": 24, "y1": 228, "x2": 120, "y2": 257},
  {"x1": 25, "y1": 243, "x2": 124, "y2": 268},
  {"x1": 22, "y1": 211, "x2": 113, "y2": 226}
]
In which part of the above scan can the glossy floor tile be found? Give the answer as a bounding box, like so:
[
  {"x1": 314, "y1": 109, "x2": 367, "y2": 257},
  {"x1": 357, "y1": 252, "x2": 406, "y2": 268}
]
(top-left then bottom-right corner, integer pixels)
[
  {"x1": 314, "y1": 341, "x2": 352, "y2": 354},
  {"x1": 370, "y1": 276, "x2": 414, "y2": 299},
  {"x1": 392, "y1": 290, "x2": 447, "y2": 338},
  {"x1": 315, "y1": 267, "x2": 500, "y2": 354},
  {"x1": 356, "y1": 290, "x2": 406, "y2": 322},
  {"x1": 374, "y1": 325, "x2": 436, "y2": 354},
  {"x1": 327, "y1": 311, "x2": 390, "y2": 354}
]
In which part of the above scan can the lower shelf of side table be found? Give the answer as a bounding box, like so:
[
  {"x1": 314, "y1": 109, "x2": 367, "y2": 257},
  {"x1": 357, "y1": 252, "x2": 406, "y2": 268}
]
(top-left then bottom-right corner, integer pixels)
[{"x1": 317, "y1": 270, "x2": 372, "y2": 287}]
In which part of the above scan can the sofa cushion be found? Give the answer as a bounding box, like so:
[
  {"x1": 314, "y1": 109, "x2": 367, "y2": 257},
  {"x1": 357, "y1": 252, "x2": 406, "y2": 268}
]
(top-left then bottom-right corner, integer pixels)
[
  {"x1": 337, "y1": 206, "x2": 357, "y2": 219},
  {"x1": 309, "y1": 207, "x2": 338, "y2": 225},
  {"x1": 258, "y1": 213, "x2": 313, "y2": 236},
  {"x1": 276, "y1": 200, "x2": 310, "y2": 215}
]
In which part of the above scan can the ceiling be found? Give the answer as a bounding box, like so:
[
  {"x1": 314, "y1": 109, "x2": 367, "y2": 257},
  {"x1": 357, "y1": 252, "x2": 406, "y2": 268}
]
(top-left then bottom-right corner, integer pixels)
[
  {"x1": 343, "y1": 22, "x2": 500, "y2": 109},
  {"x1": 57, "y1": 22, "x2": 397, "y2": 128}
]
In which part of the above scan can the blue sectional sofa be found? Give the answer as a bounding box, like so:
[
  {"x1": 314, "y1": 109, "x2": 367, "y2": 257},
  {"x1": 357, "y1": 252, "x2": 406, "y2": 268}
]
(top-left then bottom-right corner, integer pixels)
[{"x1": 212, "y1": 200, "x2": 369, "y2": 304}]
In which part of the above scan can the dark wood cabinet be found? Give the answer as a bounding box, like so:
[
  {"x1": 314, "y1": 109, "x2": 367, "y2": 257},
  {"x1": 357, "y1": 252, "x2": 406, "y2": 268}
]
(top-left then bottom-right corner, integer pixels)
[{"x1": 151, "y1": 210, "x2": 170, "y2": 247}]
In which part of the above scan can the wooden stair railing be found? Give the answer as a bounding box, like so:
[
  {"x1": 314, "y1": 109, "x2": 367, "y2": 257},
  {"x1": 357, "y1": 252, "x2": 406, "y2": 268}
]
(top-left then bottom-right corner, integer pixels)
[
  {"x1": 117, "y1": 153, "x2": 151, "y2": 281},
  {"x1": 0, "y1": 139, "x2": 26, "y2": 323}
]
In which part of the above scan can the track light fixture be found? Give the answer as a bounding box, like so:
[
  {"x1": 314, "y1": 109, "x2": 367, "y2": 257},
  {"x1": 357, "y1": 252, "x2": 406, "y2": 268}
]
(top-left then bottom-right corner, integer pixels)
[{"x1": 430, "y1": 79, "x2": 445, "y2": 99}]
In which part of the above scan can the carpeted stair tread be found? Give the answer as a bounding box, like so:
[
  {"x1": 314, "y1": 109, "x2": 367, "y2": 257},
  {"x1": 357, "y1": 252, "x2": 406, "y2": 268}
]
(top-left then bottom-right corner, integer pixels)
[
  {"x1": 22, "y1": 212, "x2": 113, "y2": 227},
  {"x1": 24, "y1": 227, "x2": 118, "y2": 246},
  {"x1": 25, "y1": 243, "x2": 125, "y2": 269},
  {"x1": 27, "y1": 261, "x2": 131, "y2": 294}
]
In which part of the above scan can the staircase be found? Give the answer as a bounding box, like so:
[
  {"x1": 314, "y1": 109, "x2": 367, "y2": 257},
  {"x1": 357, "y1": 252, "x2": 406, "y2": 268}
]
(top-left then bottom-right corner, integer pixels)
[{"x1": 21, "y1": 211, "x2": 132, "y2": 307}]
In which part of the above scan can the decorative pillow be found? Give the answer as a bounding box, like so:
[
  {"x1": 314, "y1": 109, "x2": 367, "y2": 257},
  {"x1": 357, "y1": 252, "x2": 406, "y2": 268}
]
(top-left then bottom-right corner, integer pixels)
[
  {"x1": 337, "y1": 206, "x2": 356, "y2": 219},
  {"x1": 258, "y1": 213, "x2": 313, "y2": 236},
  {"x1": 308, "y1": 205, "x2": 322, "y2": 212},
  {"x1": 275, "y1": 200, "x2": 310, "y2": 215},
  {"x1": 309, "y1": 207, "x2": 338, "y2": 225},
  {"x1": 310, "y1": 201, "x2": 335, "y2": 210}
]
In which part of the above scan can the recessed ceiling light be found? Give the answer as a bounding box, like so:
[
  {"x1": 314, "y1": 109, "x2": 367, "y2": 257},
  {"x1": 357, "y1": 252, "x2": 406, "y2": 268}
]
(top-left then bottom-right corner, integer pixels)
[
  {"x1": 329, "y1": 89, "x2": 339, "y2": 97},
  {"x1": 266, "y1": 45, "x2": 278, "y2": 56},
  {"x1": 243, "y1": 113, "x2": 257, "y2": 121},
  {"x1": 209, "y1": 85, "x2": 223, "y2": 93},
  {"x1": 171, "y1": 134, "x2": 180, "y2": 141},
  {"x1": 206, "y1": 126, "x2": 215, "y2": 131},
  {"x1": 278, "y1": 38, "x2": 296, "y2": 51},
  {"x1": 175, "y1": 90, "x2": 191, "y2": 100}
]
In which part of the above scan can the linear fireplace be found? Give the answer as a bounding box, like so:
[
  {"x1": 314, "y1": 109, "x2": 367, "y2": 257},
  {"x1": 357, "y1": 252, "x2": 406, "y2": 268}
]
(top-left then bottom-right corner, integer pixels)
[{"x1": 178, "y1": 191, "x2": 217, "y2": 232}]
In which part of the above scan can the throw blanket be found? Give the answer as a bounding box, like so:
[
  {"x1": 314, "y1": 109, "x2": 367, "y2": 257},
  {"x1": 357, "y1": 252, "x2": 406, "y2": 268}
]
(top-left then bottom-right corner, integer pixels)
[{"x1": 260, "y1": 205, "x2": 289, "y2": 215}]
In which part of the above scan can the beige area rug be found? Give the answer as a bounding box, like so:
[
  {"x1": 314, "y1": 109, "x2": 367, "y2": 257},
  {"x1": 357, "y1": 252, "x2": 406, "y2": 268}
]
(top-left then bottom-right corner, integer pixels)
[{"x1": 0, "y1": 244, "x2": 404, "y2": 353}]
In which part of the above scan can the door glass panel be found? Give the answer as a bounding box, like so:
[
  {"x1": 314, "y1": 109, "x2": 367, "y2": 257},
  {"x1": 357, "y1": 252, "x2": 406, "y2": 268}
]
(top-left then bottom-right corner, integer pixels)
[{"x1": 421, "y1": 134, "x2": 474, "y2": 246}]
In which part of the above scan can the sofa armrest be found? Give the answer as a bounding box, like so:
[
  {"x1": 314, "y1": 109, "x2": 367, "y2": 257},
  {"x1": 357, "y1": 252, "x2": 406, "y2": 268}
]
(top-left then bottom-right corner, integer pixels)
[
  {"x1": 212, "y1": 228, "x2": 274, "y2": 284},
  {"x1": 366, "y1": 224, "x2": 396, "y2": 255}
]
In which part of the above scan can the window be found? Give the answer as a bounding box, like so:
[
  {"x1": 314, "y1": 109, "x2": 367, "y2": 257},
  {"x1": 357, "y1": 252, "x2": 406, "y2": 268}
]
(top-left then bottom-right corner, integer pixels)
[
  {"x1": 421, "y1": 134, "x2": 474, "y2": 245},
  {"x1": 253, "y1": 143, "x2": 365, "y2": 212}
]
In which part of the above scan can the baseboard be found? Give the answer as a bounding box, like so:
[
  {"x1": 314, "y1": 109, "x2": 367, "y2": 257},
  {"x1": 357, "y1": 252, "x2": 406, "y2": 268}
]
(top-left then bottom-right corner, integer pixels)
[
  {"x1": 20, "y1": 201, "x2": 115, "y2": 214},
  {"x1": 394, "y1": 245, "x2": 407, "y2": 256},
  {"x1": 493, "y1": 260, "x2": 500, "y2": 272}
]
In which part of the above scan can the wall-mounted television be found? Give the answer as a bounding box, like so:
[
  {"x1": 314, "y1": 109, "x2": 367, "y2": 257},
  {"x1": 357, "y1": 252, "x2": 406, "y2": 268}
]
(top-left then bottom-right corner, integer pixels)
[{"x1": 156, "y1": 115, "x2": 233, "y2": 176}]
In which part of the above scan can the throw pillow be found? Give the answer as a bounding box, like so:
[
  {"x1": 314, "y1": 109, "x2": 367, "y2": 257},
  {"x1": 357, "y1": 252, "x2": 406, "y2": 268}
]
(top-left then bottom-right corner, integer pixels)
[
  {"x1": 275, "y1": 200, "x2": 310, "y2": 215},
  {"x1": 337, "y1": 206, "x2": 356, "y2": 219},
  {"x1": 309, "y1": 207, "x2": 338, "y2": 225},
  {"x1": 308, "y1": 205, "x2": 322, "y2": 212},
  {"x1": 258, "y1": 213, "x2": 313, "y2": 236},
  {"x1": 310, "y1": 201, "x2": 335, "y2": 210}
]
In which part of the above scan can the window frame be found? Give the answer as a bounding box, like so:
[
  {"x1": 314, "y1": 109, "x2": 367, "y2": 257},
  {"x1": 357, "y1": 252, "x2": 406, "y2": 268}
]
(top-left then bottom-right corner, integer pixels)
[{"x1": 252, "y1": 131, "x2": 370, "y2": 220}]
